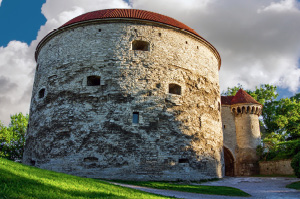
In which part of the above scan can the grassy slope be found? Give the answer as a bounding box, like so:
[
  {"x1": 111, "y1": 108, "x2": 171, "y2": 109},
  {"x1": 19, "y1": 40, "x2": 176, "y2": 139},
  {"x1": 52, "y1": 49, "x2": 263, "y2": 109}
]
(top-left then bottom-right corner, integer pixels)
[
  {"x1": 286, "y1": 181, "x2": 300, "y2": 190},
  {"x1": 112, "y1": 180, "x2": 251, "y2": 197},
  {"x1": 0, "y1": 158, "x2": 172, "y2": 199}
]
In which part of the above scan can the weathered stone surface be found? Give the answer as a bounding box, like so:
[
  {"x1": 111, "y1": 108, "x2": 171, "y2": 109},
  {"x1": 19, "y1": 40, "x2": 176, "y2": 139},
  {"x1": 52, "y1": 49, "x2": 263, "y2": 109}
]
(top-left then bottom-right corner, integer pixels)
[
  {"x1": 221, "y1": 101, "x2": 262, "y2": 176},
  {"x1": 259, "y1": 159, "x2": 294, "y2": 175},
  {"x1": 23, "y1": 18, "x2": 223, "y2": 180}
]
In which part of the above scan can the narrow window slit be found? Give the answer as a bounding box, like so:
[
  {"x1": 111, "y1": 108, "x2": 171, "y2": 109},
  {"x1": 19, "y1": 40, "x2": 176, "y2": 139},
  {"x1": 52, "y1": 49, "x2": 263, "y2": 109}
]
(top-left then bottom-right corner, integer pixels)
[
  {"x1": 179, "y1": 158, "x2": 189, "y2": 163},
  {"x1": 38, "y1": 88, "x2": 45, "y2": 99},
  {"x1": 133, "y1": 112, "x2": 139, "y2": 124}
]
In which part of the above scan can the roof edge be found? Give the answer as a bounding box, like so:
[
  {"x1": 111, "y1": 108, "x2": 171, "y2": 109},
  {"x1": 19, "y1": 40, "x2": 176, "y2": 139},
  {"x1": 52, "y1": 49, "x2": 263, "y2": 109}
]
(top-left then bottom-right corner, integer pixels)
[{"x1": 35, "y1": 17, "x2": 221, "y2": 69}]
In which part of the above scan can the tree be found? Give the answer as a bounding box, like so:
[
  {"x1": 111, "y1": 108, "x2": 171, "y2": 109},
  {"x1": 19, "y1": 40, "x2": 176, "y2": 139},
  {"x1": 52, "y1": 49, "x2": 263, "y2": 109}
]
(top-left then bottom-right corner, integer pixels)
[
  {"x1": 0, "y1": 113, "x2": 29, "y2": 161},
  {"x1": 222, "y1": 84, "x2": 278, "y2": 105},
  {"x1": 271, "y1": 98, "x2": 300, "y2": 140}
]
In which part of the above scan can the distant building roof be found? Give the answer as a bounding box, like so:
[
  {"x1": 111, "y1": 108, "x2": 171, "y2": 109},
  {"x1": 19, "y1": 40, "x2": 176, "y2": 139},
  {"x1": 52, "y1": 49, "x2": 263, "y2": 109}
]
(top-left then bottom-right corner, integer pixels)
[
  {"x1": 221, "y1": 89, "x2": 261, "y2": 105},
  {"x1": 221, "y1": 96, "x2": 234, "y2": 105}
]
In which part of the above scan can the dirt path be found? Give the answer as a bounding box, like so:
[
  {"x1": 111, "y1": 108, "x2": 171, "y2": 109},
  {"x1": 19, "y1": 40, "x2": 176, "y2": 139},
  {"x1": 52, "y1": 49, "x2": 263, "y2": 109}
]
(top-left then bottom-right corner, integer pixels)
[{"x1": 110, "y1": 177, "x2": 300, "y2": 199}]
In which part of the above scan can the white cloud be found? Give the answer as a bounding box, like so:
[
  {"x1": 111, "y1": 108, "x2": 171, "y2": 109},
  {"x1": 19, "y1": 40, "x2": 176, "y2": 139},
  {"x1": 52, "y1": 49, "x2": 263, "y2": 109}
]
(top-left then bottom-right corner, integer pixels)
[
  {"x1": 0, "y1": 0, "x2": 130, "y2": 125},
  {"x1": 130, "y1": 0, "x2": 300, "y2": 92},
  {"x1": 0, "y1": 0, "x2": 2, "y2": 7},
  {"x1": 258, "y1": 0, "x2": 300, "y2": 13},
  {"x1": 0, "y1": 41, "x2": 35, "y2": 125},
  {"x1": 1, "y1": 0, "x2": 300, "y2": 124}
]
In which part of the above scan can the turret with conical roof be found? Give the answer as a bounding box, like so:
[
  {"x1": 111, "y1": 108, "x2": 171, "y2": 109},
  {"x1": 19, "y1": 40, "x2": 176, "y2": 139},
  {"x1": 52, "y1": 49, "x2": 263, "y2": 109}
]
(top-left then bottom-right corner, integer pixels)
[
  {"x1": 231, "y1": 89, "x2": 262, "y2": 116},
  {"x1": 221, "y1": 89, "x2": 262, "y2": 176}
]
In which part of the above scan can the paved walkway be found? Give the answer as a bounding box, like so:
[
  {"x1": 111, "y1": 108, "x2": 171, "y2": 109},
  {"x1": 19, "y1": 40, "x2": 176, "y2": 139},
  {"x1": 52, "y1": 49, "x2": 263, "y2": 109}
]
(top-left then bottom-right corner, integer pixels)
[{"x1": 111, "y1": 177, "x2": 300, "y2": 199}]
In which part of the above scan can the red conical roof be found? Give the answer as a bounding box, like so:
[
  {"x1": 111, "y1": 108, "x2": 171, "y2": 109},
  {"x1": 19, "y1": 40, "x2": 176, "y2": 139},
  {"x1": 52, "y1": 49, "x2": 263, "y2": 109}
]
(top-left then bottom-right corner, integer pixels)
[
  {"x1": 231, "y1": 89, "x2": 260, "y2": 105},
  {"x1": 221, "y1": 89, "x2": 261, "y2": 105}
]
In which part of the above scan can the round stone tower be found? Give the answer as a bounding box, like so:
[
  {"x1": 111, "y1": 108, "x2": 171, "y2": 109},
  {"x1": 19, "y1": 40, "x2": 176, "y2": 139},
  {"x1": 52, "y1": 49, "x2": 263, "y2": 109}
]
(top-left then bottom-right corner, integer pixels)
[
  {"x1": 23, "y1": 9, "x2": 223, "y2": 181},
  {"x1": 231, "y1": 89, "x2": 262, "y2": 176}
]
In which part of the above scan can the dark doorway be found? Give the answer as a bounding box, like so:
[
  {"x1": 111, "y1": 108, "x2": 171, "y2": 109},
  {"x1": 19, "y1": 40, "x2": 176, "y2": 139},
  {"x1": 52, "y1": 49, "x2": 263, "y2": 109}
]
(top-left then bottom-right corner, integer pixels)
[{"x1": 224, "y1": 147, "x2": 235, "y2": 176}]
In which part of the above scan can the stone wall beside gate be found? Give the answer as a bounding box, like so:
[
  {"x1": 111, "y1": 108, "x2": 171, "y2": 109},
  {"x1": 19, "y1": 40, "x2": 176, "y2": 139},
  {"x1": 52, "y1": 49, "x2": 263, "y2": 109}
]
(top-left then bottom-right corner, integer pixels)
[{"x1": 259, "y1": 159, "x2": 294, "y2": 175}]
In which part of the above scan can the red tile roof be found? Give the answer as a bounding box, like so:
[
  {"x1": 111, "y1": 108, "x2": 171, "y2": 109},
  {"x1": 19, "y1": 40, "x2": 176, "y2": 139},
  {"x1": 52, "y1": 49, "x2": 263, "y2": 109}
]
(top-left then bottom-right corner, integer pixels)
[
  {"x1": 36, "y1": 9, "x2": 221, "y2": 69},
  {"x1": 60, "y1": 9, "x2": 200, "y2": 37},
  {"x1": 221, "y1": 96, "x2": 234, "y2": 105},
  {"x1": 221, "y1": 89, "x2": 261, "y2": 105}
]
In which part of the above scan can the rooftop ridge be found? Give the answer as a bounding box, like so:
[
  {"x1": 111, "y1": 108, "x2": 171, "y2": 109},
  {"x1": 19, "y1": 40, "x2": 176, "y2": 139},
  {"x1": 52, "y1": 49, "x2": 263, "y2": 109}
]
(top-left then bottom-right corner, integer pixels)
[{"x1": 221, "y1": 89, "x2": 261, "y2": 105}]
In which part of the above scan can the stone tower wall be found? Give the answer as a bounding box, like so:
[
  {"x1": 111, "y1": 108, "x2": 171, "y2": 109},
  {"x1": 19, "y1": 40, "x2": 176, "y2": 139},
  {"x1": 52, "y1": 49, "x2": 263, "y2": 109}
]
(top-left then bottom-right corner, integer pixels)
[
  {"x1": 221, "y1": 105, "x2": 236, "y2": 158},
  {"x1": 23, "y1": 21, "x2": 223, "y2": 181},
  {"x1": 233, "y1": 104, "x2": 261, "y2": 176}
]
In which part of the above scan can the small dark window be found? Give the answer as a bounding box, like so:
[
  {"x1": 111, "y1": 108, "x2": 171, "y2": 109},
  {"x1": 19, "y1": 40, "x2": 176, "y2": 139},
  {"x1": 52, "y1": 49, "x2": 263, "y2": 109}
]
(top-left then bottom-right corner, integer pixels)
[
  {"x1": 134, "y1": 29, "x2": 137, "y2": 33},
  {"x1": 132, "y1": 40, "x2": 149, "y2": 51},
  {"x1": 197, "y1": 46, "x2": 199, "y2": 49},
  {"x1": 30, "y1": 160, "x2": 36, "y2": 166},
  {"x1": 158, "y1": 33, "x2": 162, "y2": 37},
  {"x1": 179, "y1": 158, "x2": 189, "y2": 163},
  {"x1": 38, "y1": 88, "x2": 45, "y2": 99},
  {"x1": 169, "y1": 84, "x2": 181, "y2": 95},
  {"x1": 185, "y1": 41, "x2": 188, "y2": 44},
  {"x1": 87, "y1": 76, "x2": 100, "y2": 86},
  {"x1": 223, "y1": 125, "x2": 226, "y2": 129},
  {"x1": 133, "y1": 112, "x2": 139, "y2": 124},
  {"x1": 98, "y1": 29, "x2": 102, "y2": 32},
  {"x1": 84, "y1": 157, "x2": 98, "y2": 162}
]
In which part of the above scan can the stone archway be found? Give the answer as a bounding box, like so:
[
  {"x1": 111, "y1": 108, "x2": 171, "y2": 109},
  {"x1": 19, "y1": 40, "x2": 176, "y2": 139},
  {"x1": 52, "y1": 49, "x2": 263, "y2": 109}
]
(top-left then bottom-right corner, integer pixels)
[{"x1": 224, "y1": 147, "x2": 235, "y2": 176}]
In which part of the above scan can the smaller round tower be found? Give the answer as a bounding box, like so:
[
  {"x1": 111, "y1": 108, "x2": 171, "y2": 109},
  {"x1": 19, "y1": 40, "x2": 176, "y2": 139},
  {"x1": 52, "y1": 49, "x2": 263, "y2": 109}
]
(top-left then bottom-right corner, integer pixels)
[{"x1": 231, "y1": 89, "x2": 262, "y2": 176}]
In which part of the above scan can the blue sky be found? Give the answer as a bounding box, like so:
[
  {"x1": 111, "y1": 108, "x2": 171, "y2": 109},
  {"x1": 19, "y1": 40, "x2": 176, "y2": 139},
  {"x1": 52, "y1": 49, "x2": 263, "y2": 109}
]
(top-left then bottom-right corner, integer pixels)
[
  {"x1": 0, "y1": 0, "x2": 300, "y2": 124},
  {"x1": 0, "y1": 0, "x2": 46, "y2": 46}
]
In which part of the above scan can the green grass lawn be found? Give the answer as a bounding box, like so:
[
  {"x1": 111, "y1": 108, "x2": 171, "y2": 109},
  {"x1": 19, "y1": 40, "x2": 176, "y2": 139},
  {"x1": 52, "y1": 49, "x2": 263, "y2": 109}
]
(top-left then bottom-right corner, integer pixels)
[
  {"x1": 111, "y1": 180, "x2": 250, "y2": 197},
  {"x1": 0, "y1": 158, "x2": 250, "y2": 198},
  {"x1": 0, "y1": 158, "x2": 173, "y2": 199},
  {"x1": 286, "y1": 181, "x2": 300, "y2": 190}
]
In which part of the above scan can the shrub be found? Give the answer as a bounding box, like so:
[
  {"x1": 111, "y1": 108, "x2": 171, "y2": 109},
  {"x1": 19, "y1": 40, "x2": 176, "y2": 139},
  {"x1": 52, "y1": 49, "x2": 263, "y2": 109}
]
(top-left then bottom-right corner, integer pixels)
[
  {"x1": 260, "y1": 139, "x2": 300, "y2": 161},
  {"x1": 291, "y1": 152, "x2": 300, "y2": 178}
]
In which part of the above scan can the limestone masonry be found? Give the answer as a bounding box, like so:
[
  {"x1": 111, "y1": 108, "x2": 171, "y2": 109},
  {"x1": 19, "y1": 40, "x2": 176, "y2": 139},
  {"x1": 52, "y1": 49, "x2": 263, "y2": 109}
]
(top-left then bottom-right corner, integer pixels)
[{"x1": 23, "y1": 9, "x2": 261, "y2": 180}]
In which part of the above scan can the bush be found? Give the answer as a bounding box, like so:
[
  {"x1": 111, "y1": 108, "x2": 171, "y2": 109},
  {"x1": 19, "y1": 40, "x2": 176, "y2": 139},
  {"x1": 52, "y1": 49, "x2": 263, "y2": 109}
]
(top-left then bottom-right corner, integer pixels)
[
  {"x1": 291, "y1": 152, "x2": 300, "y2": 178},
  {"x1": 260, "y1": 139, "x2": 300, "y2": 161}
]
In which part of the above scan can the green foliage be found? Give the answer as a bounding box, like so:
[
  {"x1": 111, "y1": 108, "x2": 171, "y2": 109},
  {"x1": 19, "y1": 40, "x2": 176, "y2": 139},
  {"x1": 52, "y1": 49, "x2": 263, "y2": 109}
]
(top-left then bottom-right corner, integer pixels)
[
  {"x1": 263, "y1": 98, "x2": 300, "y2": 140},
  {"x1": 247, "y1": 84, "x2": 278, "y2": 105},
  {"x1": 222, "y1": 84, "x2": 278, "y2": 105},
  {"x1": 0, "y1": 113, "x2": 29, "y2": 161},
  {"x1": 222, "y1": 84, "x2": 244, "y2": 96},
  {"x1": 111, "y1": 180, "x2": 250, "y2": 197},
  {"x1": 291, "y1": 152, "x2": 300, "y2": 178},
  {"x1": 259, "y1": 139, "x2": 300, "y2": 161},
  {"x1": 286, "y1": 181, "x2": 300, "y2": 190},
  {"x1": 0, "y1": 158, "x2": 172, "y2": 199}
]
